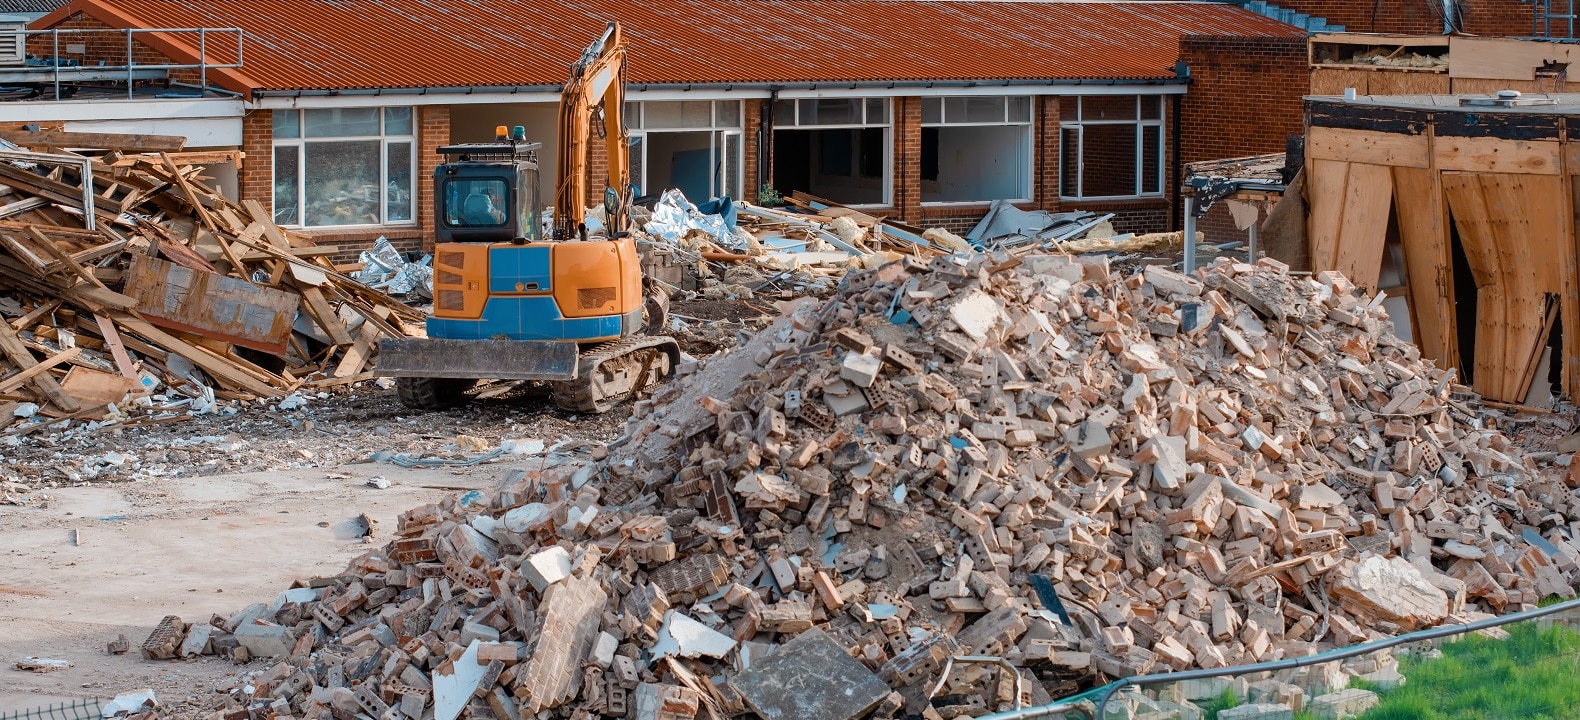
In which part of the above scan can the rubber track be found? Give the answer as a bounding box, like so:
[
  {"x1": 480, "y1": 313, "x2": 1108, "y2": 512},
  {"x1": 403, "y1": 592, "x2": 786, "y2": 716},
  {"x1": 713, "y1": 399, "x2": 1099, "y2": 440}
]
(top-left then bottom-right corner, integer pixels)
[{"x1": 551, "y1": 335, "x2": 680, "y2": 413}]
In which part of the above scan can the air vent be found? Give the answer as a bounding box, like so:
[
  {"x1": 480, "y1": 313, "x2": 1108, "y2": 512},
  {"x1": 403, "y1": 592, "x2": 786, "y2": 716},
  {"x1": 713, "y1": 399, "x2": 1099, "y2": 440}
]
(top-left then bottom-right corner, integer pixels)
[
  {"x1": 437, "y1": 289, "x2": 466, "y2": 311},
  {"x1": 437, "y1": 270, "x2": 463, "y2": 285},
  {"x1": 578, "y1": 287, "x2": 617, "y2": 309},
  {"x1": 437, "y1": 251, "x2": 466, "y2": 270}
]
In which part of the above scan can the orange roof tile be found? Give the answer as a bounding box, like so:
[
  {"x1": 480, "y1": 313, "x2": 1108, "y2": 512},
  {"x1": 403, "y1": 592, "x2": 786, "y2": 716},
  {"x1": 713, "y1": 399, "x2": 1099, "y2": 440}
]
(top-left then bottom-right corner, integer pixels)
[{"x1": 38, "y1": 0, "x2": 1303, "y2": 96}]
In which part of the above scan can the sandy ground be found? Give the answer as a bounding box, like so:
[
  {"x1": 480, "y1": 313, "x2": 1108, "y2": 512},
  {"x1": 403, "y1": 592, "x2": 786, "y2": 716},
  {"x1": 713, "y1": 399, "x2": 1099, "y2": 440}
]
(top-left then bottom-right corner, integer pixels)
[{"x1": 0, "y1": 460, "x2": 535, "y2": 711}]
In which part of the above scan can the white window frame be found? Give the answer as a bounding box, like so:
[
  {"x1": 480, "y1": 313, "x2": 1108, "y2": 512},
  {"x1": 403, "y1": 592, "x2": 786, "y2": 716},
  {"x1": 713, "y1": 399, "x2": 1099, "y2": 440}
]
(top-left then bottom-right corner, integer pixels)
[
  {"x1": 1058, "y1": 96, "x2": 1166, "y2": 201},
  {"x1": 771, "y1": 97, "x2": 893, "y2": 208},
  {"x1": 271, "y1": 107, "x2": 418, "y2": 229},
  {"x1": 920, "y1": 95, "x2": 1034, "y2": 206},
  {"x1": 627, "y1": 100, "x2": 744, "y2": 201}
]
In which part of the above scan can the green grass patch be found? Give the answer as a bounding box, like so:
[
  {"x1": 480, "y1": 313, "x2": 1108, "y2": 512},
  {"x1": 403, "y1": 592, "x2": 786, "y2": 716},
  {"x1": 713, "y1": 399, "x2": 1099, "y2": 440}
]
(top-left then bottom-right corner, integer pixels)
[
  {"x1": 1357, "y1": 621, "x2": 1580, "y2": 720},
  {"x1": 1200, "y1": 688, "x2": 1241, "y2": 719}
]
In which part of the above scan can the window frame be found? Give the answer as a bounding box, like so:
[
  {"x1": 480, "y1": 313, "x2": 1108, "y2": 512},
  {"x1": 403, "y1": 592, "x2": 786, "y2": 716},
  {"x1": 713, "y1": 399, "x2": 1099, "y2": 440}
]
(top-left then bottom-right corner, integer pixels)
[
  {"x1": 271, "y1": 107, "x2": 418, "y2": 229},
  {"x1": 920, "y1": 95, "x2": 1035, "y2": 207},
  {"x1": 771, "y1": 97, "x2": 894, "y2": 208},
  {"x1": 1058, "y1": 96, "x2": 1167, "y2": 202},
  {"x1": 626, "y1": 100, "x2": 745, "y2": 201}
]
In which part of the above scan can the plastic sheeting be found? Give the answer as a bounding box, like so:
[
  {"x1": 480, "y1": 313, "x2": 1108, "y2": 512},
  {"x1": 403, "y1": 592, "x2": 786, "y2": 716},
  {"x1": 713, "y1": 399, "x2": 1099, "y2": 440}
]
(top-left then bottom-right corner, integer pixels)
[
  {"x1": 351, "y1": 236, "x2": 433, "y2": 298},
  {"x1": 965, "y1": 200, "x2": 1101, "y2": 247},
  {"x1": 642, "y1": 189, "x2": 741, "y2": 249}
]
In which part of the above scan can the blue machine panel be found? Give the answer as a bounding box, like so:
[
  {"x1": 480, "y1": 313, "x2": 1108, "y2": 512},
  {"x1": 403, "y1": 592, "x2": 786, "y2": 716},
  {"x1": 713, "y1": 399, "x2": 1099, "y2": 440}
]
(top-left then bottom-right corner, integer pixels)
[
  {"x1": 487, "y1": 246, "x2": 553, "y2": 294},
  {"x1": 427, "y1": 296, "x2": 624, "y2": 341}
]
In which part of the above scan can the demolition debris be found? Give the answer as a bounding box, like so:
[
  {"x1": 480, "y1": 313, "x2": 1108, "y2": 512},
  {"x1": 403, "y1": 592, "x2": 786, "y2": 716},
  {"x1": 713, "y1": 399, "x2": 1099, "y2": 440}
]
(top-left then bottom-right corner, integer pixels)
[
  {"x1": 147, "y1": 253, "x2": 1580, "y2": 719},
  {"x1": 0, "y1": 130, "x2": 422, "y2": 434}
]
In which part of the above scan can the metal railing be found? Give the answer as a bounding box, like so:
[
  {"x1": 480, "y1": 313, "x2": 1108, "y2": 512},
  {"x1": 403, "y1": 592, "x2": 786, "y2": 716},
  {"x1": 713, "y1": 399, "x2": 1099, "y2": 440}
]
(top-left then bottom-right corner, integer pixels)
[
  {"x1": 978, "y1": 595, "x2": 1580, "y2": 720},
  {"x1": 0, "y1": 697, "x2": 103, "y2": 720},
  {"x1": 6, "y1": 26, "x2": 243, "y2": 100}
]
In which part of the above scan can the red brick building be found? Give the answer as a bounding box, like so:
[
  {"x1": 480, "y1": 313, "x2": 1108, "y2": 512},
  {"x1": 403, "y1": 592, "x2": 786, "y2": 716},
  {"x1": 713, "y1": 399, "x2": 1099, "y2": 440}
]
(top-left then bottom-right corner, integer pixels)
[{"x1": 28, "y1": 0, "x2": 1304, "y2": 254}]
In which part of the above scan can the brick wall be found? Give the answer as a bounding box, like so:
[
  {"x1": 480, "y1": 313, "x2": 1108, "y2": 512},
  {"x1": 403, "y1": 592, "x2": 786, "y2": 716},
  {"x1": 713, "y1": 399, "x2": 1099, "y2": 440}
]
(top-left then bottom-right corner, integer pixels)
[
  {"x1": 1035, "y1": 96, "x2": 1061, "y2": 213},
  {"x1": 1270, "y1": 0, "x2": 1532, "y2": 36},
  {"x1": 892, "y1": 97, "x2": 923, "y2": 222},
  {"x1": 239, "y1": 108, "x2": 272, "y2": 218},
  {"x1": 417, "y1": 106, "x2": 449, "y2": 252}
]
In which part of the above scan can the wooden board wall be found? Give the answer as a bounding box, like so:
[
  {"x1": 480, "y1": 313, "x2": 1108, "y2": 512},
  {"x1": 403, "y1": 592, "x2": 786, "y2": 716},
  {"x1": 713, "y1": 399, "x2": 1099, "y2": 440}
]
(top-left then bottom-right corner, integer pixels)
[
  {"x1": 1391, "y1": 166, "x2": 1458, "y2": 371},
  {"x1": 1307, "y1": 159, "x2": 1394, "y2": 292}
]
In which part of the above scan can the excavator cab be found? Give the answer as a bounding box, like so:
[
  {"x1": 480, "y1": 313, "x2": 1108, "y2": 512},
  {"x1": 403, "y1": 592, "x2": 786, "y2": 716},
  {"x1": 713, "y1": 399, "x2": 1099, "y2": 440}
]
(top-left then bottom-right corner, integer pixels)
[{"x1": 435, "y1": 129, "x2": 542, "y2": 245}]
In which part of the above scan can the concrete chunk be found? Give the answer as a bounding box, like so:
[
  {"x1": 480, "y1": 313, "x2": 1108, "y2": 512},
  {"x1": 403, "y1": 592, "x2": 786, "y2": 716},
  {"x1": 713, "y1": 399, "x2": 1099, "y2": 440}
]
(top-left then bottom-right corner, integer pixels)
[
  {"x1": 1217, "y1": 703, "x2": 1293, "y2": 720},
  {"x1": 732, "y1": 628, "x2": 889, "y2": 720},
  {"x1": 522, "y1": 546, "x2": 572, "y2": 592},
  {"x1": 233, "y1": 622, "x2": 291, "y2": 659},
  {"x1": 1308, "y1": 689, "x2": 1379, "y2": 720}
]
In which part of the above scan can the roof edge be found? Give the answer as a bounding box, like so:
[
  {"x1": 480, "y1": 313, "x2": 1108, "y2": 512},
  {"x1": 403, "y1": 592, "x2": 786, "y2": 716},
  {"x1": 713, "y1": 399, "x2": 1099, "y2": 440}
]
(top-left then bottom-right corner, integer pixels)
[{"x1": 253, "y1": 76, "x2": 1190, "y2": 97}]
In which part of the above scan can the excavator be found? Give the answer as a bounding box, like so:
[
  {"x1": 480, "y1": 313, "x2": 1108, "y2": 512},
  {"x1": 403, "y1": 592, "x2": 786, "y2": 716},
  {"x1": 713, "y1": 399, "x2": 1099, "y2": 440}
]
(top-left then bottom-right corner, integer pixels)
[{"x1": 377, "y1": 22, "x2": 680, "y2": 413}]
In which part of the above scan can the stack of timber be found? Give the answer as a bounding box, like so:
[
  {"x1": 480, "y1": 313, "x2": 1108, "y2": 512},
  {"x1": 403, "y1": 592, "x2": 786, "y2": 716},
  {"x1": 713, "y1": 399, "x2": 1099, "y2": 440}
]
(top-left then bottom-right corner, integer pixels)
[{"x1": 0, "y1": 129, "x2": 422, "y2": 427}]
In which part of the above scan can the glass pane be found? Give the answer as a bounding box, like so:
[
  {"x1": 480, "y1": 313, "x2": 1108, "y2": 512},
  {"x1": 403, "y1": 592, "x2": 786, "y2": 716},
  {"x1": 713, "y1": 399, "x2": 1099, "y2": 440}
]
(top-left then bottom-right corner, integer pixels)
[
  {"x1": 1081, "y1": 95, "x2": 1138, "y2": 121},
  {"x1": 865, "y1": 98, "x2": 888, "y2": 125},
  {"x1": 964, "y1": 96, "x2": 1005, "y2": 123},
  {"x1": 801, "y1": 98, "x2": 860, "y2": 125},
  {"x1": 922, "y1": 97, "x2": 943, "y2": 125},
  {"x1": 272, "y1": 110, "x2": 299, "y2": 139},
  {"x1": 303, "y1": 108, "x2": 380, "y2": 138},
  {"x1": 442, "y1": 177, "x2": 509, "y2": 228},
  {"x1": 1140, "y1": 95, "x2": 1162, "y2": 120},
  {"x1": 723, "y1": 132, "x2": 741, "y2": 199},
  {"x1": 923, "y1": 125, "x2": 1029, "y2": 203},
  {"x1": 1060, "y1": 97, "x2": 1079, "y2": 122},
  {"x1": 303, "y1": 140, "x2": 381, "y2": 226},
  {"x1": 944, "y1": 97, "x2": 969, "y2": 124},
  {"x1": 1142, "y1": 125, "x2": 1162, "y2": 194},
  {"x1": 626, "y1": 102, "x2": 641, "y2": 129},
  {"x1": 714, "y1": 100, "x2": 740, "y2": 128},
  {"x1": 272, "y1": 145, "x2": 299, "y2": 224},
  {"x1": 1081, "y1": 124, "x2": 1138, "y2": 197},
  {"x1": 387, "y1": 141, "x2": 413, "y2": 222},
  {"x1": 630, "y1": 136, "x2": 645, "y2": 196},
  {"x1": 1008, "y1": 96, "x2": 1032, "y2": 123},
  {"x1": 773, "y1": 99, "x2": 796, "y2": 125},
  {"x1": 1060, "y1": 128, "x2": 1079, "y2": 197},
  {"x1": 383, "y1": 107, "x2": 413, "y2": 135},
  {"x1": 643, "y1": 101, "x2": 712, "y2": 129}
]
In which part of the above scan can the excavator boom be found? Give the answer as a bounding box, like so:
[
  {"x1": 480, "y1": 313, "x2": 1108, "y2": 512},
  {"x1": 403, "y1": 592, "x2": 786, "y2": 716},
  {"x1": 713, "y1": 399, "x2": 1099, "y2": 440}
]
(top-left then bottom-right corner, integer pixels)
[{"x1": 556, "y1": 21, "x2": 630, "y2": 239}]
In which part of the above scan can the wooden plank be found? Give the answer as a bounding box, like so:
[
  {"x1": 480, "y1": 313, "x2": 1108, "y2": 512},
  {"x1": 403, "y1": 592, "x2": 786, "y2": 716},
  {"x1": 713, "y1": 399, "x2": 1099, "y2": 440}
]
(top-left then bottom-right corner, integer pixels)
[
  {"x1": 9, "y1": 300, "x2": 61, "y2": 331},
  {"x1": 0, "y1": 345, "x2": 80, "y2": 395},
  {"x1": 1447, "y1": 36, "x2": 1580, "y2": 80},
  {"x1": 1434, "y1": 136, "x2": 1562, "y2": 175},
  {"x1": 332, "y1": 319, "x2": 382, "y2": 378},
  {"x1": 112, "y1": 313, "x2": 280, "y2": 397},
  {"x1": 1307, "y1": 159, "x2": 1350, "y2": 273},
  {"x1": 94, "y1": 314, "x2": 139, "y2": 381},
  {"x1": 58, "y1": 366, "x2": 135, "y2": 408},
  {"x1": 298, "y1": 286, "x2": 354, "y2": 346},
  {"x1": 1307, "y1": 127, "x2": 1430, "y2": 168},
  {"x1": 159, "y1": 154, "x2": 248, "y2": 273},
  {"x1": 1332, "y1": 163, "x2": 1394, "y2": 291},
  {"x1": 26, "y1": 227, "x2": 107, "y2": 289},
  {"x1": 1391, "y1": 166, "x2": 1458, "y2": 371},
  {"x1": 0, "y1": 322, "x2": 79, "y2": 411},
  {"x1": 0, "y1": 129, "x2": 186, "y2": 152},
  {"x1": 122, "y1": 254, "x2": 299, "y2": 354}
]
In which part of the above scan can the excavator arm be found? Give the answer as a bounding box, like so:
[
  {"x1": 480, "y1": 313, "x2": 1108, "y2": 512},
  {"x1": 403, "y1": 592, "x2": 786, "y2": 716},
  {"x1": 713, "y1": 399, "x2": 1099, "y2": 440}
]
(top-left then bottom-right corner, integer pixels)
[{"x1": 556, "y1": 21, "x2": 630, "y2": 240}]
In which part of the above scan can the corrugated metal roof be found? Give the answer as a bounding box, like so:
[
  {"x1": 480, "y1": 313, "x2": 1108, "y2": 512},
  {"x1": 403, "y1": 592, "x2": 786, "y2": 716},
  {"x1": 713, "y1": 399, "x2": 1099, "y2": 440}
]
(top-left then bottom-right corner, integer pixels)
[{"x1": 38, "y1": 0, "x2": 1303, "y2": 95}]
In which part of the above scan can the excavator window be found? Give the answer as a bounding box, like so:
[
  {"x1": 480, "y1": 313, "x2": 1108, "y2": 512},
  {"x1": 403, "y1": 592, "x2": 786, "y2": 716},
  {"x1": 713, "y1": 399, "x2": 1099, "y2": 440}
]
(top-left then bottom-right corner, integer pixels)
[{"x1": 443, "y1": 178, "x2": 509, "y2": 228}]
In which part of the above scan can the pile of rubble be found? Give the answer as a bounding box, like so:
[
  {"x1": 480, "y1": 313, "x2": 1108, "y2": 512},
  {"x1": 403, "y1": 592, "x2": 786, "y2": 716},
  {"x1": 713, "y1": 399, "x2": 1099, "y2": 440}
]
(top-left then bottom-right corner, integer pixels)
[
  {"x1": 169, "y1": 253, "x2": 1580, "y2": 719},
  {"x1": 0, "y1": 130, "x2": 422, "y2": 434}
]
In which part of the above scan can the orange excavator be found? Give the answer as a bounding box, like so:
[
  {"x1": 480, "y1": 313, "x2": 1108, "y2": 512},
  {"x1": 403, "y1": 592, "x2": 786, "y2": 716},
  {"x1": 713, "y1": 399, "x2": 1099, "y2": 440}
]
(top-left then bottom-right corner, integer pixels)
[{"x1": 377, "y1": 22, "x2": 679, "y2": 412}]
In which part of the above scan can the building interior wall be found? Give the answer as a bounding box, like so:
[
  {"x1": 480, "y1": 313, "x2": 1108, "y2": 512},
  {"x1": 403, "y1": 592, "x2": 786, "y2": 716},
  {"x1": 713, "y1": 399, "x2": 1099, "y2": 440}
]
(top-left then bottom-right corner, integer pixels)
[
  {"x1": 772, "y1": 128, "x2": 886, "y2": 205},
  {"x1": 449, "y1": 103, "x2": 560, "y2": 209},
  {"x1": 921, "y1": 125, "x2": 1029, "y2": 203},
  {"x1": 643, "y1": 131, "x2": 713, "y2": 201}
]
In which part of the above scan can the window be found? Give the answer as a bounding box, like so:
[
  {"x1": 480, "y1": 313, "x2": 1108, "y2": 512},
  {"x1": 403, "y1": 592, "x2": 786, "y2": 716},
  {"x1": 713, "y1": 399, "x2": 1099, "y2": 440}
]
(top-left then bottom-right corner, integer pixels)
[
  {"x1": 921, "y1": 96, "x2": 1033, "y2": 204},
  {"x1": 1058, "y1": 96, "x2": 1165, "y2": 200},
  {"x1": 272, "y1": 107, "x2": 417, "y2": 227},
  {"x1": 443, "y1": 178, "x2": 509, "y2": 228},
  {"x1": 627, "y1": 100, "x2": 743, "y2": 202},
  {"x1": 771, "y1": 97, "x2": 892, "y2": 206}
]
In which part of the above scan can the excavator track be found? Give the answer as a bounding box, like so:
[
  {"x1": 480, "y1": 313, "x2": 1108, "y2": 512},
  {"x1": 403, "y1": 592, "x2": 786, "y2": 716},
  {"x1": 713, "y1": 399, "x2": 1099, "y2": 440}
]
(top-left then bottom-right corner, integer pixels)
[{"x1": 551, "y1": 335, "x2": 681, "y2": 414}]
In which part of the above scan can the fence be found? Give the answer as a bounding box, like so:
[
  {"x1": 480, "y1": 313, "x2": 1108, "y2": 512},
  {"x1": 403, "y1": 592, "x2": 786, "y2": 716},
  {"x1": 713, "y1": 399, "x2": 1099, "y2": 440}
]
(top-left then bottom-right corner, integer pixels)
[{"x1": 0, "y1": 697, "x2": 103, "y2": 720}]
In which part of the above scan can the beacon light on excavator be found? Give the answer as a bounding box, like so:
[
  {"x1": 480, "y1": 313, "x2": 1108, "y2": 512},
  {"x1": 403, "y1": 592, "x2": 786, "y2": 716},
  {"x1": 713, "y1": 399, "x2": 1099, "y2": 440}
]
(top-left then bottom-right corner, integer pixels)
[{"x1": 375, "y1": 21, "x2": 679, "y2": 413}]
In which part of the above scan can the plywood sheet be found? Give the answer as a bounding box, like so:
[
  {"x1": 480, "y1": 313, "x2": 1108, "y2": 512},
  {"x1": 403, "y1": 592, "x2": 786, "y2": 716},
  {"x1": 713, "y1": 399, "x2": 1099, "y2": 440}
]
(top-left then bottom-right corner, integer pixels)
[
  {"x1": 123, "y1": 254, "x2": 298, "y2": 354},
  {"x1": 1442, "y1": 172, "x2": 1571, "y2": 402},
  {"x1": 1368, "y1": 71, "x2": 1452, "y2": 95},
  {"x1": 1310, "y1": 68, "x2": 1372, "y2": 96},
  {"x1": 1307, "y1": 160, "x2": 1393, "y2": 292},
  {"x1": 1391, "y1": 166, "x2": 1457, "y2": 370},
  {"x1": 1448, "y1": 36, "x2": 1580, "y2": 80},
  {"x1": 1434, "y1": 136, "x2": 1562, "y2": 175},
  {"x1": 59, "y1": 366, "x2": 136, "y2": 408},
  {"x1": 1308, "y1": 127, "x2": 1429, "y2": 168},
  {"x1": 1449, "y1": 78, "x2": 1542, "y2": 94}
]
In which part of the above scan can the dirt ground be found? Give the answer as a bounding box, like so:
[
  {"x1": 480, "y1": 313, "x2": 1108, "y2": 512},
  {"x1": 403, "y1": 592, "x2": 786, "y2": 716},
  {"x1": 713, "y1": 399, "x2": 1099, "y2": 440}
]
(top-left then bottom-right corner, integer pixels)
[{"x1": 0, "y1": 389, "x2": 627, "y2": 714}]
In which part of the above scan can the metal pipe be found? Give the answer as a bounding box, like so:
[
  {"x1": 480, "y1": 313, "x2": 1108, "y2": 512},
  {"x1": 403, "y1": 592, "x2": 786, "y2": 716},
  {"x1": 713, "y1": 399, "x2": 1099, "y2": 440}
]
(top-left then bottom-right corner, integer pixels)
[
  {"x1": 1182, "y1": 195, "x2": 1196, "y2": 272},
  {"x1": 974, "y1": 699, "x2": 1096, "y2": 720},
  {"x1": 125, "y1": 29, "x2": 133, "y2": 99},
  {"x1": 199, "y1": 28, "x2": 206, "y2": 93}
]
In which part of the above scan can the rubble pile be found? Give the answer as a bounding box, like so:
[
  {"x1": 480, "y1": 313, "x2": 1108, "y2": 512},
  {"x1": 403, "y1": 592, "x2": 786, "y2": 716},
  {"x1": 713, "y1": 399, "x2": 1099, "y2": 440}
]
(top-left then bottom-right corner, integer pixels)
[
  {"x1": 175, "y1": 253, "x2": 1580, "y2": 719},
  {"x1": 0, "y1": 130, "x2": 422, "y2": 433}
]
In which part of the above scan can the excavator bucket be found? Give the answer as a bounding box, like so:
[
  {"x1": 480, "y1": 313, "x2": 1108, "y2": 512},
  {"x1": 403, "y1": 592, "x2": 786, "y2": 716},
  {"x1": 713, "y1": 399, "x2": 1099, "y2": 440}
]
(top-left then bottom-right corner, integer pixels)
[{"x1": 375, "y1": 338, "x2": 579, "y2": 381}]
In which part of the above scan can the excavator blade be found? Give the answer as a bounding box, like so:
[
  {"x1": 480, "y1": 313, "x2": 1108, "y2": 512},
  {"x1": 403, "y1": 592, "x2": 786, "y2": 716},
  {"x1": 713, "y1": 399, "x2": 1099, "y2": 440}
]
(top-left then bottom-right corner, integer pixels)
[{"x1": 375, "y1": 338, "x2": 579, "y2": 381}]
